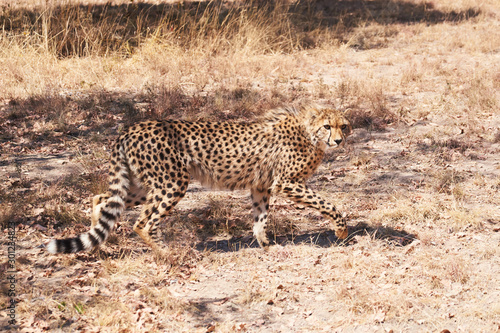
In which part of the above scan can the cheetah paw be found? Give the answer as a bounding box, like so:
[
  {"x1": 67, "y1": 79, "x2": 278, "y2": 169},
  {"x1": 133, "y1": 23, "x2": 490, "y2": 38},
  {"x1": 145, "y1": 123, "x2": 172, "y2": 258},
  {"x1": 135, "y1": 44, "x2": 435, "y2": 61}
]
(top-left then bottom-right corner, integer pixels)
[{"x1": 335, "y1": 228, "x2": 348, "y2": 239}]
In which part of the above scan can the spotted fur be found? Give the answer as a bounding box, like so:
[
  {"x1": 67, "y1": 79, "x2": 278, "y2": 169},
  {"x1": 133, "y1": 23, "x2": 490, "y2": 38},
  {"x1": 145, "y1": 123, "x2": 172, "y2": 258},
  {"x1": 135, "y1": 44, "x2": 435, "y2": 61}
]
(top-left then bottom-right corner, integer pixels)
[{"x1": 46, "y1": 105, "x2": 351, "y2": 253}]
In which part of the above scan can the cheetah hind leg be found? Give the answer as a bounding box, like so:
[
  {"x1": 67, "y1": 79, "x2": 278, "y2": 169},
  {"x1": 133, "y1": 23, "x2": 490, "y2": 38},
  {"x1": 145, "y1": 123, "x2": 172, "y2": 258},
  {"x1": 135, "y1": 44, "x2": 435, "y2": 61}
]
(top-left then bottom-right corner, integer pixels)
[
  {"x1": 251, "y1": 188, "x2": 271, "y2": 248},
  {"x1": 132, "y1": 178, "x2": 189, "y2": 254},
  {"x1": 91, "y1": 181, "x2": 147, "y2": 228},
  {"x1": 91, "y1": 194, "x2": 110, "y2": 228}
]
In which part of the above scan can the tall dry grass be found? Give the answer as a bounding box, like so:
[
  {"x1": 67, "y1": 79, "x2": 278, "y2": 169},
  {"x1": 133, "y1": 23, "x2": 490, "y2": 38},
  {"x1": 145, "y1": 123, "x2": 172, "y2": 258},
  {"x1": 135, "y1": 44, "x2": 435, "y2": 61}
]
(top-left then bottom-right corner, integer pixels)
[
  {"x1": 1, "y1": 1, "x2": 323, "y2": 58},
  {"x1": 1, "y1": 0, "x2": 488, "y2": 104}
]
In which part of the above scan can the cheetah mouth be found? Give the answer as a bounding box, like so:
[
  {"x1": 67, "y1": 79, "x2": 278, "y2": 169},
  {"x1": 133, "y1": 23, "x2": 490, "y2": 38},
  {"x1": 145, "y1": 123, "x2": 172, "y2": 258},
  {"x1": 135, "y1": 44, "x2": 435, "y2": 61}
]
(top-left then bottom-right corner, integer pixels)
[{"x1": 327, "y1": 141, "x2": 344, "y2": 148}]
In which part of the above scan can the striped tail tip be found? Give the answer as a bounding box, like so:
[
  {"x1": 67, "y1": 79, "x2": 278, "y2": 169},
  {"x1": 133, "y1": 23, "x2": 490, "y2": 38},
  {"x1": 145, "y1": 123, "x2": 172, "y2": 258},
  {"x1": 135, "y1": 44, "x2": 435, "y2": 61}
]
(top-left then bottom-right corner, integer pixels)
[
  {"x1": 46, "y1": 233, "x2": 98, "y2": 254},
  {"x1": 46, "y1": 238, "x2": 84, "y2": 254},
  {"x1": 46, "y1": 239, "x2": 59, "y2": 254}
]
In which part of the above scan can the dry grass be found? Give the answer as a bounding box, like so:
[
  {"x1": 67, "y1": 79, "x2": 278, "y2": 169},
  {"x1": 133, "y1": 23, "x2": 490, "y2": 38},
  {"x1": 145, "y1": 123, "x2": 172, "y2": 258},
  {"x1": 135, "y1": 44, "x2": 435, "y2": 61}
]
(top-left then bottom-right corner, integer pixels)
[{"x1": 1, "y1": 0, "x2": 499, "y2": 332}]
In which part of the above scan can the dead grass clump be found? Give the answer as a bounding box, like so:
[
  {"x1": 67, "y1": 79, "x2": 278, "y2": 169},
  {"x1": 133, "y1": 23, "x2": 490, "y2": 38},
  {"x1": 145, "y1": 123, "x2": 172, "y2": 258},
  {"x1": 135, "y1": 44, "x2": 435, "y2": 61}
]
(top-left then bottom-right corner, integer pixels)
[
  {"x1": 426, "y1": 137, "x2": 475, "y2": 163},
  {"x1": 430, "y1": 275, "x2": 445, "y2": 289},
  {"x1": 195, "y1": 195, "x2": 250, "y2": 238},
  {"x1": 85, "y1": 172, "x2": 108, "y2": 197},
  {"x1": 44, "y1": 204, "x2": 86, "y2": 228},
  {"x1": 206, "y1": 196, "x2": 234, "y2": 222},
  {"x1": 236, "y1": 278, "x2": 275, "y2": 305},
  {"x1": 28, "y1": 95, "x2": 73, "y2": 132},
  {"x1": 85, "y1": 300, "x2": 132, "y2": 327},
  {"x1": 364, "y1": 84, "x2": 399, "y2": 126},
  {"x1": 350, "y1": 298, "x2": 393, "y2": 322},
  {"x1": 335, "y1": 78, "x2": 398, "y2": 129},
  {"x1": 348, "y1": 107, "x2": 398, "y2": 130},
  {"x1": 401, "y1": 61, "x2": 425, "y2": 85},
  {"x1": 347, "y1": 24, "x2": 400, "y2": 50},
  {"x1": 374, "y1": 200, "x2": 440, "y2": 227},
  {"x1": 145, "y1": 86, "x2": 190, "y2": 121},
  {"x1": 434, "y1": 169, "x2": 466, "y2": 195},
  {"x1": 153, "y1": 243, "x2": 201, "y2": 271},
  {"x1": 443, "y1": 138, "x2": 471, "y2": 153},
  {"x1": 138, "y1": 286, "x2": 190, "y2": 313},
  {"x1": 0, "y1": 174, "x2": 90, "y2": 230},
  {"x1": 211, "y1": 87, "x2": 262, "y2": 120},
  {"x1": 447, "y1": 208, "x2": 482, "y2": 230},
  {"x1": 446, "y1": 261, "x2": 470, "y2": 284},
  {"x1": 462, "y1": 74, "x2": 498, "y2": 113},
  {"x1": 6, "y1": 95, "x2": 84, "y2": 133},
  {"x1": 146, "y1": 86, "x2": 262, "y2": 122},
  {"x1": 351, "y1": 151, "x2": 373, "y2": 167},
  {"x1": 335, "y1": 78, "x2": 362, "y2": 108},
  {"x1": 268, "y1": 213, "x2": 301, "y2": 243},
  {"x1": 74, "y1": 148, "x2": 110, "y2": 195},
  {"x1": 0, "y1": 177, "x2": 60, "y2": 227},
  {"x1": 1, "y1": 92, "x2": 132, "y2": 153}
]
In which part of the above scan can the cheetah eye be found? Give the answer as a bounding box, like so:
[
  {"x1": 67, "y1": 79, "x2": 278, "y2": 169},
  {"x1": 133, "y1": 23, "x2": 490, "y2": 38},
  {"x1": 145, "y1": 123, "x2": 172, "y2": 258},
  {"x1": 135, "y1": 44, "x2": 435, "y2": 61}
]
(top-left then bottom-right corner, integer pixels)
[
  {"x1": 341, "y1": 124, "x2": 347, "y2": 130},
  {"x1": 323, "y1": 125, "x2": 331, "y2": 130}
]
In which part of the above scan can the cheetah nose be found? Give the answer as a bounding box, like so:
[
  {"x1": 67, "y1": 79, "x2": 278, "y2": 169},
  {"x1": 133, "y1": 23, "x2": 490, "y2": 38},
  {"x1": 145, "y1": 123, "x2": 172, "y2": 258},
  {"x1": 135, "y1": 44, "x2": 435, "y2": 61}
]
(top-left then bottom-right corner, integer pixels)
[{"x1": 334, "y1": 139, "x2": 343, "y2": 145}]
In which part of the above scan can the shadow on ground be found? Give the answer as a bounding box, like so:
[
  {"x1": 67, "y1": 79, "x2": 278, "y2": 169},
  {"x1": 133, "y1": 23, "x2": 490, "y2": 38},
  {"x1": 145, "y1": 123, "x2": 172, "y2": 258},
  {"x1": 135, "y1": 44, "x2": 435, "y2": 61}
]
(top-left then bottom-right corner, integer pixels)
[{"x1": 196, "y1": 221, "x2": 417, "y2": 252}]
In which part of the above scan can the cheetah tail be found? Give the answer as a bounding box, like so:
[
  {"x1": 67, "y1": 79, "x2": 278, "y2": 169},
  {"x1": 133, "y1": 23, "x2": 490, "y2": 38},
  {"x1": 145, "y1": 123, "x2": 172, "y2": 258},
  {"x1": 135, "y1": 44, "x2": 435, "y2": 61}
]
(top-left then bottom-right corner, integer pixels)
[{"x1": 46, "y1": 141, "x2": 129, "y2": 254}]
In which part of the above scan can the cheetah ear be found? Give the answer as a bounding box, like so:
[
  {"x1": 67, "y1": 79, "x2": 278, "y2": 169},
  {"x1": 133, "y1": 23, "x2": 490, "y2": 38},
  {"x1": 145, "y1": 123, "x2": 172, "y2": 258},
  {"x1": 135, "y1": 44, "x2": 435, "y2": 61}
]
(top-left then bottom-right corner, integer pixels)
[{"x1": 343, "y1": 108, "x2": 352, "y2": 117}]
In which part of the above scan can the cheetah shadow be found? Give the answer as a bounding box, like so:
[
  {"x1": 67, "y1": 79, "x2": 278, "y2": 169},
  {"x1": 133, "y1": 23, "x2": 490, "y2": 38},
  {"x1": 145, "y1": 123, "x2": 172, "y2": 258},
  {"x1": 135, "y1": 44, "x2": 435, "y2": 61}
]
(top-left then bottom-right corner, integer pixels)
[{"x1": 195, "y1": 221, "x2": 417, "y2": 252}]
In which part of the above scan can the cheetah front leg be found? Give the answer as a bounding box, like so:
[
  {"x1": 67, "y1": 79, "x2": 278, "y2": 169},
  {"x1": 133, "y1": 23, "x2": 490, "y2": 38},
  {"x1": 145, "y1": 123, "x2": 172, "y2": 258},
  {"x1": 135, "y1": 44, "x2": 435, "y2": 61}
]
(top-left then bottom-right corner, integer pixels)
[
  {"x1": 277, "y1": 182, "x2": 348, "y2": 240},
  {"x1": 250, "y1": 188, "x2": 271, "y2": 248}
]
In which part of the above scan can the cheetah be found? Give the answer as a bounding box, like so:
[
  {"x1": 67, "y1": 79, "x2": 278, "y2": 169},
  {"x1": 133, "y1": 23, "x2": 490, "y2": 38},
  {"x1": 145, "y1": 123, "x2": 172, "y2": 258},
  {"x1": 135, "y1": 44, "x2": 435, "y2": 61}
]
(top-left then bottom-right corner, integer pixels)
[{"x1": 46, "y1": 104, "x2": 352, "y2": 254}]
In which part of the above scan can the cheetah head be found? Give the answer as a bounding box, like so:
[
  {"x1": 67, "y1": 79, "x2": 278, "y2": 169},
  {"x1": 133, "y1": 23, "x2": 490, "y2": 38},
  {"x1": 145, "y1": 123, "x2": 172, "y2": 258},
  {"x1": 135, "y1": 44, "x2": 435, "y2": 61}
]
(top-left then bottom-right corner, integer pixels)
[{"x1": 303, "y1": 105, "x2": 352, "y2": 150}]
